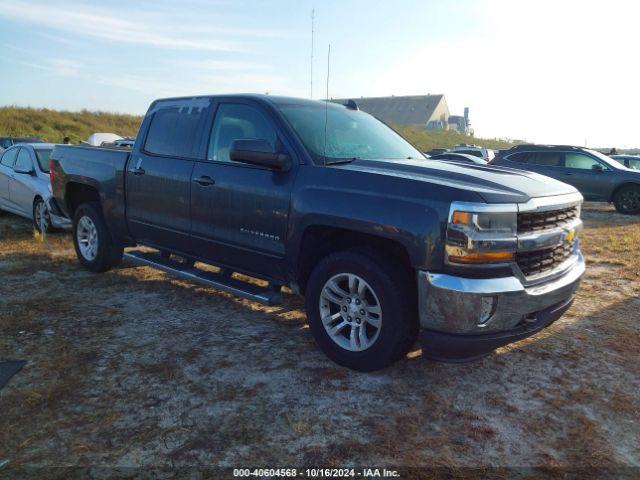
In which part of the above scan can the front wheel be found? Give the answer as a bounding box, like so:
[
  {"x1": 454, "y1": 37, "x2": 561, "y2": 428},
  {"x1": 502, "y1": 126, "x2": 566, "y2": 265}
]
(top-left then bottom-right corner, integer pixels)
[
  {"x1": 613, "y1": 185, "x2": 640, "y2": 214},
  {"x1": 305, "y1": 250, "x2": 418, "y2": 371},
  {"x1": 73, "y1": 202, "x2": 123, "y2": 272},
  {"x1": 33, "y1": 197, "x2": 53, "y2": 233}
]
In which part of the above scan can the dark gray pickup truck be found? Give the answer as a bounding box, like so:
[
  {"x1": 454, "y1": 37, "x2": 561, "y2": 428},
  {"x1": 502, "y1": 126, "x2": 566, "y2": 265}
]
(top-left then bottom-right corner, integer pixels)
[{"x1": 50, "y1": 94, "x2": 585, "y2": 371}]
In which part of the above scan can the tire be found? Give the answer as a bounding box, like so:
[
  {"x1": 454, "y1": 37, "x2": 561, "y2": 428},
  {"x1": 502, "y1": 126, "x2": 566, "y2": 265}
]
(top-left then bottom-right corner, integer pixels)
[
  {"x1": 613, "y1": 185, "x2": 640, "y2": 214},
  {"x1": 72, "y1": 202, "x2": 123, "y2": 272},
  {"x1": 305, "y1": 249, "x2": 418, "y2": 371},
  {"x1": 33, "y1": 197, "x2": 53, "y2": 233}
]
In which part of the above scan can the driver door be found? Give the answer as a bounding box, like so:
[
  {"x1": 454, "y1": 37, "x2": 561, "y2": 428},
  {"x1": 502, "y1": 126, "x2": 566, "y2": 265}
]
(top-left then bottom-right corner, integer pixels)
[
  {"x1": 562, "y1": 152, "x2": 615, "y2": 201},
  {"x1": 190, "y1": 101, "x2": 297, "y2": 279}
]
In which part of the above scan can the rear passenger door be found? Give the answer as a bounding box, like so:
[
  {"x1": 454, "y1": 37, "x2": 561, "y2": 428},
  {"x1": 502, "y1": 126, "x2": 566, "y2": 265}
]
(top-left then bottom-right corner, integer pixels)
[
  {"x1": 522, "y1": 152, "x2": 564, "y2": 180},
  {"x1": 126, "y1": 99, "x2": 211, "y2": 253},
  {"x1": 190, "y1": 100, "x2": 297, "y2": 279}
]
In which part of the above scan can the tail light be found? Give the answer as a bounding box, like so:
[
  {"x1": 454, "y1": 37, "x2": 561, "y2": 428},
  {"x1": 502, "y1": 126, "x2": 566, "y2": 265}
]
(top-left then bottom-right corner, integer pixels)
[{"x1": 49, "y1": 158, "x2": 54, "y2": 185}]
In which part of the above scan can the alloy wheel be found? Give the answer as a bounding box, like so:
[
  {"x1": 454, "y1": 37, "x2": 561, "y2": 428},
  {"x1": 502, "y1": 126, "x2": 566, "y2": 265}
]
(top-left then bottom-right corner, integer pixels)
[
  {"x1": 319, "y1": 273, "x2": 382, "y2": 352},
  {"x1": 76, "y1": 215, "x2": 98, "y2": 261}
]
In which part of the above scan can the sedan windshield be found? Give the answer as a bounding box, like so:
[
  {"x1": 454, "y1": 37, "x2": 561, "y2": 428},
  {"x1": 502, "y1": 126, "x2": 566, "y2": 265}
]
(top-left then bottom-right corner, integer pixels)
[
  {"x1": 35, "y1": 149, "x2": 52, "y2": 173},
  {"x1": 278, "y1": 103, "x2": 424, "y2": 164}
]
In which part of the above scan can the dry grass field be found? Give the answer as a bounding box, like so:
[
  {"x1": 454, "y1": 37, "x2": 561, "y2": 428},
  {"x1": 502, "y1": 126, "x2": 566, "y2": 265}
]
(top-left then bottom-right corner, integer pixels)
[{"x1": 0, "y1": 203, "x2": 638, "y2": 478}]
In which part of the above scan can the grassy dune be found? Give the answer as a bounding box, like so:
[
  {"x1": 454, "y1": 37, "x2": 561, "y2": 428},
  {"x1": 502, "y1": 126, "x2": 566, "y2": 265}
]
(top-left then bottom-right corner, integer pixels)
[
  {"x1": 0, "y1": 107, "x2": 142, "y2": 144},
  {"x1": 1, "y1": 105, "x2": 518, "y2": 151},
  {"x1": 395, "y1": 125, "x2": 519, "y2": 152}
]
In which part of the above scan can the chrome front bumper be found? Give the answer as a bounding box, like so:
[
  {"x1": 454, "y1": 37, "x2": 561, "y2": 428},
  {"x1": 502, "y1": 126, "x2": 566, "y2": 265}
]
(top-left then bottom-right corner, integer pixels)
[{"x1": 418, "y1": 251, "x2": 585, "y2": 335}]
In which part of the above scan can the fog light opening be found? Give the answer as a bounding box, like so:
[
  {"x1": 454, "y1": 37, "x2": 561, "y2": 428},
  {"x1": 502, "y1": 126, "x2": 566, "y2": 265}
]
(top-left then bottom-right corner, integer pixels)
[{"x1": 477, "y1": 296, "x2": 498, "y2": 327}]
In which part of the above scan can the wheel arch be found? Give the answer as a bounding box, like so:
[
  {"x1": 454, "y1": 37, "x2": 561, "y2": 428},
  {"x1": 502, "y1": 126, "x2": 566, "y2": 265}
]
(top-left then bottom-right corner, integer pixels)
[
  {"x1": 65, "y1": 182, "x2": 101, "y2": 218},
  {"x1": 295, "y1": 224, "x2": 415, "y2": 295},
  {"x1": 611, "y1": 181, "x2": 640, "y2": 202}
]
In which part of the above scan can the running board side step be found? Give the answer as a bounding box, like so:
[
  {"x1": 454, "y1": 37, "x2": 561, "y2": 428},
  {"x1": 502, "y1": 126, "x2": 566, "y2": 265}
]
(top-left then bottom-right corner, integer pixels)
[{"x1": 123, "y1": 250, "x2": 283, "y2": 306}]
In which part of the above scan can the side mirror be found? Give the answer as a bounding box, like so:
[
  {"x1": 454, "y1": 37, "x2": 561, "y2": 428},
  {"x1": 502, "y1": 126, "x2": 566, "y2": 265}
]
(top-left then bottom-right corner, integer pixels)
[
  {"x1": 14, "y1": 164, "x2": 34, "y2": 175},
  {"x1": 229, "y1": 139, "x2": 290, "y2": 171},
  {"x1": 592, "y1": 163, "x2": 604, "y2": 172}
]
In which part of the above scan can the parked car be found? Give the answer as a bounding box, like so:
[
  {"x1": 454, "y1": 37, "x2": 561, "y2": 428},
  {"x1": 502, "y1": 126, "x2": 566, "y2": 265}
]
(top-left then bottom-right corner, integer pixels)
[
  {"x1": 450, "y1": 144, "x2": 495, "y2": 161},
  {"x1": 51, "y1": 94, "x2": 585, "y2": 371},
  {"x1": 102, "y1": 138, "x2": 135, "y2": 149},
  {"x1": 610, "y1": 154, "x2": 640, "y2": 171},
  {"x1": 430, "y1": 152, "x2": 488, "y2": 165},
  {"x1": 492, "y1": 145, "x2": 640, "y2": 214},
  {"x1": 86, "y1": 133, "x2": 123, "y2": 146},
  {"x1": 0, "y1": 144, "x2": 71, "y2": 231},
  {"x1": 0, "y1": 136, "x2": 45, "y2": 153},
  {"x1": 424, "y1": 148, "x2": 448, "y2": 157}
]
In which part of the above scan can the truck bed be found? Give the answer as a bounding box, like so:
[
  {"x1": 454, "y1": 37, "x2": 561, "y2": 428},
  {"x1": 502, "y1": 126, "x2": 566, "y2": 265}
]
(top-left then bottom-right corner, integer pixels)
[{"x1": 50, "y1": 144, "x2": 131, "y2": 240}]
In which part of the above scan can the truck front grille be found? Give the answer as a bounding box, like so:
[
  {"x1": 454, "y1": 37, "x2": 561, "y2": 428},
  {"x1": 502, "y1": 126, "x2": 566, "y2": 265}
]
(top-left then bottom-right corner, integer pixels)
[
  {"x1": 516, "y1": 241, "x2": 575, "y2": 277},
  {"x1": 517, "y1": 206, "x2": 579, "y2": 234}
]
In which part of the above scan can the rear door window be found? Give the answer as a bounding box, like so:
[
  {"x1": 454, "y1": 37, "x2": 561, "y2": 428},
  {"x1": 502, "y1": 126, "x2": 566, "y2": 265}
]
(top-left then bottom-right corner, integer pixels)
[
  {"x1": 0, "y1": 148, "x2": 18, "y2": 167},
  {"x1": 505, "y1": 152, "x2": 529, "y2": 163},
  {"x1": 35, "y1": 149, "x2": 52, "y2": 173},
  {"x1": 527, "y1": 152, "x2": 562, "y2": 167},
  {"x1": 144, "y1": 106, "x2": 207, "y2": 158}
]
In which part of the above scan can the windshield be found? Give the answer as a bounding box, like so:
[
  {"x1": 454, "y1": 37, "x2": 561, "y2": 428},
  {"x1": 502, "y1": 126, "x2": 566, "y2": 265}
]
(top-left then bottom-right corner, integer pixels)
[
  {"x1": 612, "y1": 155, "x2": 640, "y2": 170},
  {"x1": 278, "y1": 103, "x2": 424, "y2": 163},
  {"x1": 35, "y1": 149, "x2": 52, "y2": 173}
]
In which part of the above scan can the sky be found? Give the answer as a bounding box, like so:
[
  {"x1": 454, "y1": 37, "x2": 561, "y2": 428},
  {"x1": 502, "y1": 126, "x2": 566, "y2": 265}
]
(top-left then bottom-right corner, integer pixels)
[{"x1": 0, "y1": 0, "x2": 638, "y2": 147}]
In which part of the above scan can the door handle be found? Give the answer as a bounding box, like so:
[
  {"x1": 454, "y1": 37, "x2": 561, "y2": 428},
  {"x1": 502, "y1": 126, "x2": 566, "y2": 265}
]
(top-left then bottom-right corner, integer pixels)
[
  {"x1": 193, "y1": 175, "x2": 215, "y2": 186},
  {"x1": 565, "y1": 172, "x2": 573, "y2": 176}
]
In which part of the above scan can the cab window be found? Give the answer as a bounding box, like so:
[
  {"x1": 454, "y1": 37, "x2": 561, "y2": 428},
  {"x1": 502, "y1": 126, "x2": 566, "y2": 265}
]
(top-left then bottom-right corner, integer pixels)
[
  {"x1": 207, "y1": 104, "x2": 277, "y2": 163},
  {"x1": 144, "y1": 105, "x2": 206, "y2": 158}
]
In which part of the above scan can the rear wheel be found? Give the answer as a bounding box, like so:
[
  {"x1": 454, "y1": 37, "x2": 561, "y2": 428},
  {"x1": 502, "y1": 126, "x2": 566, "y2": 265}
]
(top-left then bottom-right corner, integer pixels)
[
  {"x1": 613, "y1": 185, "x2": 640, "y2": 214},
  {"x1": 305, "y1": 249, "x2": 418, "y2": 371},
  {"x1": 73, "y1": 202, "x2": 123, "y2": 272},
  {"x1": 33, "y1": 197, "x2": 53, "y2": 233}
]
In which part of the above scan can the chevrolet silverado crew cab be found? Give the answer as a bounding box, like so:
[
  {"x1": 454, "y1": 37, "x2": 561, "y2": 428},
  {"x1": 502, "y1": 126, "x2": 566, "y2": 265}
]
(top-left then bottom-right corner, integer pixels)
[{"x1": 50, "y1": 95, "x2": 585, "y2": 371}]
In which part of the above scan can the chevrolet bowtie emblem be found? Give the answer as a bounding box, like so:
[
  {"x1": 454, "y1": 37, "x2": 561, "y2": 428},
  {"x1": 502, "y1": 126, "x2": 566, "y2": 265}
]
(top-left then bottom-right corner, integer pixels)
[{"x1": 564, "y1": 229, "x2": 576, "y2": 243}]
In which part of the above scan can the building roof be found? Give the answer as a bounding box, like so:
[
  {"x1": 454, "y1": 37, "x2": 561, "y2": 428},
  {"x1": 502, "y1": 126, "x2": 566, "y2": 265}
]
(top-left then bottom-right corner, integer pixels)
[{"x1": 330, "y1": 94, "x2": 445, "y2": 125}]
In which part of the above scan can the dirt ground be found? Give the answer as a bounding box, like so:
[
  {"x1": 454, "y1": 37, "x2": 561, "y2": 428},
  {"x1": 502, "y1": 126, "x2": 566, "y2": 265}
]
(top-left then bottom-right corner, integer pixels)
[{"x1": 1, "y1": 203, "x2": 639, "y2": 478}]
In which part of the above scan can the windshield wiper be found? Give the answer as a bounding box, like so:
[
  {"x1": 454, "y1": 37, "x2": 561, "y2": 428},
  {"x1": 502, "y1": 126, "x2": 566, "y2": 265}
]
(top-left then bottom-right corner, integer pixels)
[{"x1": 325, "y1": 157, "x2": 359, "y2": 165}]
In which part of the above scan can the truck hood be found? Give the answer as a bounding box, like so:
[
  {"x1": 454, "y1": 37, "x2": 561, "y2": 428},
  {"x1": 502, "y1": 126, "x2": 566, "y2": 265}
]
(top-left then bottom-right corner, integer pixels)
[{"x1": 332, "y1": 158, "x2": 577, "y2": 203}]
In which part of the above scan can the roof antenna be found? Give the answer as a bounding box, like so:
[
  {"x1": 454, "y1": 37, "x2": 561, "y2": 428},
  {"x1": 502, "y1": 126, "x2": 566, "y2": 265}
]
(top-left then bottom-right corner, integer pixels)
[
  {"x1": 310, "y1": 9, "x2": 315, "y2": 98},
  {"x1": 323, "y1": 43, "x2": 331, "y2": 166}
]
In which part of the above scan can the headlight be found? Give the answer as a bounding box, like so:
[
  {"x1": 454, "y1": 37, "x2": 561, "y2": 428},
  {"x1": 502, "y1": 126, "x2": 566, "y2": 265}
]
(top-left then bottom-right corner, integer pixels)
[{"x1": 446, "y1": 203, "x2": 517, "y2": 265}]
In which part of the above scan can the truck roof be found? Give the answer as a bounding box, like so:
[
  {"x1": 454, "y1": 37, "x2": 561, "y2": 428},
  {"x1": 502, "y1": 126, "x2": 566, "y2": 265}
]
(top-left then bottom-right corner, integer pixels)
[{"x1": 151, "y1": 93, "x2": 332, "y2": 108}]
